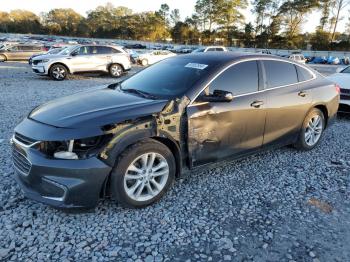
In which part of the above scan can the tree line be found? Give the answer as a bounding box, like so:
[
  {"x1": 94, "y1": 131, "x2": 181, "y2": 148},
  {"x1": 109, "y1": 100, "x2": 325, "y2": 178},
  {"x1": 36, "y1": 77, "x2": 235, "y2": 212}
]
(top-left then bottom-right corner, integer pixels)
[{"x1": 0, "y1": 0, "x2": 349, "y2": 50}]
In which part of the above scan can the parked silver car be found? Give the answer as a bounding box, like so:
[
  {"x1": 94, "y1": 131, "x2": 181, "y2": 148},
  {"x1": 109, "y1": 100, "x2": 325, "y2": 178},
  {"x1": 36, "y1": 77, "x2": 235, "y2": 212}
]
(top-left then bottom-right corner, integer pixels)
[
  {"x1": 0, "y1": 44, "x2": 46, "y2": 62},
  {"x1": 31, "y1": 45, "x2": 132, "y2": 80}
]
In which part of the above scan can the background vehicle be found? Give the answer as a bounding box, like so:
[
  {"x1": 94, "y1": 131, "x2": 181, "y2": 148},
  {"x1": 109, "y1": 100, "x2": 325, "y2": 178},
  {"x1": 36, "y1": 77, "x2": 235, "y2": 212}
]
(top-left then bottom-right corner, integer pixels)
[
  {"x1": 0, "y1": 44, "x2": 46, "y2": 62},
  {"x1": 138, "y1": 50, "x2": 176, "y2": 66},
  {"x1": 13, "y1": 53, "x2": 339, "y2": 210},
  {"x1": 327, "y1": 66, "x2": 350, "y2": 112},
  {"x1": 192, "y1": 46, "x2": 228, "y2": 53},
  {"x1": 31, "y1": 45, "x2": 131, "y2": 80},
  {"x1": 288, "y1": 54, "x2": 306, "y2": 64}
]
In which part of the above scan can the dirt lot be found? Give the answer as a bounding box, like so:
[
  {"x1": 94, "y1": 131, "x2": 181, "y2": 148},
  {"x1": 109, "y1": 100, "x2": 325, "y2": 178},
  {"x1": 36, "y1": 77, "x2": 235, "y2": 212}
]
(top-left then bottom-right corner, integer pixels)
[{"x1": 0, "y1": 62, "x2": 349, "y2": 262}]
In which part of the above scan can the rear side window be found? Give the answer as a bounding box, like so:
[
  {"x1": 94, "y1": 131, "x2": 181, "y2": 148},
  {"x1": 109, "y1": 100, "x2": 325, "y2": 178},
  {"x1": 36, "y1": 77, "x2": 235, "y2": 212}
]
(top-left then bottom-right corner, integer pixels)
[
  {"x1": 209, "y1": 61, "x2": 259, "y2": 95},
  {"x1": 96, "y1": 46, "x2": 113, "y2": 54},
  {"x1": 296, "y1": 65, "x2": 314, "y2": 82},
  {"x1": 263, "y1": 60, "x2": 298, "y2": 88}
]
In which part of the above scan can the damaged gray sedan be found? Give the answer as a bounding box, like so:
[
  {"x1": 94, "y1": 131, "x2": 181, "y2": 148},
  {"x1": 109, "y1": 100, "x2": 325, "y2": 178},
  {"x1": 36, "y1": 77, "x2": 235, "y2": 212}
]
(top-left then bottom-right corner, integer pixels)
[{"x1": 11, "y1": 53, "x2": 339, "y2": 209}]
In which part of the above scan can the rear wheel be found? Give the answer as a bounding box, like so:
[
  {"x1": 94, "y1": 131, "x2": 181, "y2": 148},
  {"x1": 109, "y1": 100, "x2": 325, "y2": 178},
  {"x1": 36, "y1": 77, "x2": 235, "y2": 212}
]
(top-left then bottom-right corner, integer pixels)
[
  {"x1": 111, "y1": 139, "x2": 175, "y2": 208},
  {"x1": 0, "y1": 55, "x2": 6, "y2": 62},
  {"x1": 49, "y1": 64, "x2": 68, "y2": 81},
  {"x1": 109, "y1": 64, "x2": 123, "y2": 77},
  {"x1": 294, "y1": 108, "x2": 325, "y2": 150}
]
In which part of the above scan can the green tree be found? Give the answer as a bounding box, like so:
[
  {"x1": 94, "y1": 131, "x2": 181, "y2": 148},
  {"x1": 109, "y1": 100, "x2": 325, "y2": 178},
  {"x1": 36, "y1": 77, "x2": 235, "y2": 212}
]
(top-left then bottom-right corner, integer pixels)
[
  {"x1": 7, "y1": 10, "x2": 42, "y2": 34},
  {"x1": 0, "y1": 12, "x2": 10, "y2": 32},
  {"x1": 170, "y1": 9, "x2": 181, "y2": 26},
  {"x1": 42, "y1": 8, "x2": 84, "y2": 36}
]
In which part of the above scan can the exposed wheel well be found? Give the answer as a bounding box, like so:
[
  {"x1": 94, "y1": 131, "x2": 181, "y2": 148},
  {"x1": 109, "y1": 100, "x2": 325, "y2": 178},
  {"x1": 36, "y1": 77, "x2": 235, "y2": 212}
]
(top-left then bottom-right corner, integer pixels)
[
  {"x1": 314, "y1": 105, "x2": 329, "y2": 127},
  {"x1": 0, "y1": 54, "x2": 7, "y2": 61},
  {"x1": 151, "y1": 137, "x2": 182, "y2": 178},
  {"x1": 49, "y1": 63, "x2": 70, "y2": 74}
]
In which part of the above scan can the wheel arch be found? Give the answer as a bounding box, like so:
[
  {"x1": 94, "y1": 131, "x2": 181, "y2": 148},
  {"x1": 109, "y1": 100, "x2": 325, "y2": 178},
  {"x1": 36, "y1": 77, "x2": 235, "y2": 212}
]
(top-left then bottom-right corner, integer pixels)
[
  {"x1": 313, "y1": 104, "x2": 329, "y2": 127},
  {"x1": 49, "y1": 62, "x2": 70, "y2": 73},
  {"x1": 0, "y1": 54, "x2": 7, "y2": 61},
  {"x1": 108, "y1": 62, "x2": 125, "y2": 72}
]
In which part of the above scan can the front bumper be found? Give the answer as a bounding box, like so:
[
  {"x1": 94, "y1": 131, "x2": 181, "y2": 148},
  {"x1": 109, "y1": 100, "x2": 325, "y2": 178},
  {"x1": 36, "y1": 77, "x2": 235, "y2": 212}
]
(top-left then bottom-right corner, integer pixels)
[
  {"x1": 31, "y1": 64, "x2": 48, "y2": 75},
  {"x1": 11, "y1": 134, "x2": 112, "y2": 209}
]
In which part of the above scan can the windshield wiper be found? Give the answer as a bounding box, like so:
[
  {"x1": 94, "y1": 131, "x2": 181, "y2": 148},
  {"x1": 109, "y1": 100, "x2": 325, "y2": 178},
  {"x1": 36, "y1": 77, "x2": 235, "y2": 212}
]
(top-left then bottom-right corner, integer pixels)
[{"x1": 121, "y1": 88, "x2": 159, "y2": 99}]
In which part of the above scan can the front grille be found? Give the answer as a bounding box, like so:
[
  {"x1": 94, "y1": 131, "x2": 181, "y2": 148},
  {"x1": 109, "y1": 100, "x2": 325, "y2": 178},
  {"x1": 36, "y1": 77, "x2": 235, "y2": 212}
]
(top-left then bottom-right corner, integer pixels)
[
  {"x1": 340, "y1": 88, "x2": 350, "y2": 94},
  {"x1": 12, "y1": 145, "x2": 32, "y2": 176},
  {"x1": 340, "y1": 94, "x2": 350, "y2": 100},
  {"x1": 14, "y1": 132, "x2": 37, "y2": 146}
]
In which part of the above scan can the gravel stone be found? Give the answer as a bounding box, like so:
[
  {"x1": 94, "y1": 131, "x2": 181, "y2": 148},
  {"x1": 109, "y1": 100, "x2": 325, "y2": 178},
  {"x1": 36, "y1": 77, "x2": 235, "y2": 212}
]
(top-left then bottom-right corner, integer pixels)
[{"x1": 0, "y1": 62, "x2": 349, "y2": 261}]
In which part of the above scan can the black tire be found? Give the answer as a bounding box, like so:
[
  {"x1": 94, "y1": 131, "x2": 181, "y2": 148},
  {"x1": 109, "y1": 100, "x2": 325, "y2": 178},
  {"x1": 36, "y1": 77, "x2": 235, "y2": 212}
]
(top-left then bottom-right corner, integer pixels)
[
  {"x1": 0, "y1": 55, "x2": 6, "y2": 62},
  {"x1": 294, "y1": 108, "x2": 325, "y2": 150},
  {"x1": 49, "y1": 64, "x2": 68, "y2": 81},
  {"x1": 109, "y1": 63, "x2": 123, "y2": 78},
  {"x1": 111, "y1": 139, "x2": 176, "y2": 208}
]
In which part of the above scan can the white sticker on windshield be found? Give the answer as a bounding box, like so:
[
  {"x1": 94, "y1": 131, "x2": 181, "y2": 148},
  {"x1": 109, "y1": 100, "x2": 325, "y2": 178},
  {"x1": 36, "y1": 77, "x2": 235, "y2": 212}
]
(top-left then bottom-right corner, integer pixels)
[{"x1": 185, "y1": 63, "x2": 208, "y2": 70}]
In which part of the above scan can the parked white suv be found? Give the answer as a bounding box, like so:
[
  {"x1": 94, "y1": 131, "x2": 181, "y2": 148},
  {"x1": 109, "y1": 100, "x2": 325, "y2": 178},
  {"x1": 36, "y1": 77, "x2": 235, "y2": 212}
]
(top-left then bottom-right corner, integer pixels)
[
  {"x1": 288, "y1": 54, "x2": 306, "y2": 64},
  {"x1": 31, "y1": 45, "x2": 131, "y2": 80},
  {"x1": 192, "y1": 46, "x2": 228, "y2": 53}
]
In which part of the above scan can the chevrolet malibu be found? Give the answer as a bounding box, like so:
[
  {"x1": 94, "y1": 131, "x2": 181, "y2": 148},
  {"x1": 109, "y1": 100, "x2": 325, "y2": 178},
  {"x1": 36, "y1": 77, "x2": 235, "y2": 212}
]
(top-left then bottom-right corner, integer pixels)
[{"x1": 12, "y1": 53, "x2": 339, "y2": 209}]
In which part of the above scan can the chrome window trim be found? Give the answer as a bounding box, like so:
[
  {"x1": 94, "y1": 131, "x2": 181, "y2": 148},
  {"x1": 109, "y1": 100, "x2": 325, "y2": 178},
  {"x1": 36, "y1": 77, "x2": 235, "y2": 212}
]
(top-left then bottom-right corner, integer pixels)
[{"x1": 188, "y1": 57, "x2": 316, "y2": 106}]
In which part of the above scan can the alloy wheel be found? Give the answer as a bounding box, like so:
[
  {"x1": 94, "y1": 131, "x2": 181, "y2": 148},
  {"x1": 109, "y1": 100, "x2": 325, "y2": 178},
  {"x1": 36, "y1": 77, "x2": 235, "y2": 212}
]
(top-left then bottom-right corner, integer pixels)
[
  {"x1": 52, "y1": 66, "x2": 66, "y2": 80},
  {"x1": 123, "y1": 152, "x2": 169, "y2": 202},
  {"x1": 304, "y1": 115, "x2": 323, "y2": 146}
]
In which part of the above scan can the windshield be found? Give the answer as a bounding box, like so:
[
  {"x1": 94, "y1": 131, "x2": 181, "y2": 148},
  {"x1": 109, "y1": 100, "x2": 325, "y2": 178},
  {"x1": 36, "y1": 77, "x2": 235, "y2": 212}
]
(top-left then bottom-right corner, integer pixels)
[
  {"x1": 48, "y1": 48, "x2": 64, "y2": 54},
  {"x1": 120, "y1": 58, "x2": 212, "y2": 99},
  {"x1": 341, "y1": 66, "x2": 350, "y2": 73},
  {"x1": 193, "y1": 48, "x2": 205, "y2": 53},
  {"x1": 58, "y1": 46, "x2": 77, "y2": 55}
]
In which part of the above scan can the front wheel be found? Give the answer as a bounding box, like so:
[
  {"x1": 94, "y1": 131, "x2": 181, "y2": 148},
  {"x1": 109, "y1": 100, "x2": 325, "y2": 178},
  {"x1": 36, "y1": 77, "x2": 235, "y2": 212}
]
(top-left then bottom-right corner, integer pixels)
[
  {"x1": 111, "y1": 139, "x2": 175, "y2": 208},
  {"x1": 294, "y1": 108, "x2": 325, "y2": 150},
  {"x1": 49, "y1": 64, "x2": 68, "y2": 81}
]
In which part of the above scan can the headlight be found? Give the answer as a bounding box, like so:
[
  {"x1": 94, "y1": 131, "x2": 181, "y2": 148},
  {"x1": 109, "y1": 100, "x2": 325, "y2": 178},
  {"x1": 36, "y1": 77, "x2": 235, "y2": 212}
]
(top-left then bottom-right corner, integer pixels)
[
  {"x1": 40, "y1": 59, "x2": 50, "y2": 63},
  {"x1": 39, "y1": 135, "x2": 112, "y2": 160}
]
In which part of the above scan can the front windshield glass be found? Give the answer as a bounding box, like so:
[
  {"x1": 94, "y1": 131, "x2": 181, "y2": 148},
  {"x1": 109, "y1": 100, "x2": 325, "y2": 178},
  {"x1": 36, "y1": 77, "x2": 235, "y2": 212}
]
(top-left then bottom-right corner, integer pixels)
[
  {"x1": 58, "y1": 46, "x2": 77, "y2": 55},
  {"x1": 120, "y1": 58, "x2": 213, "y2": 99},
  {"x1": 193, "y1": 48, "x2": 205, "y2": 53},
  {"x1": 341, "y1": 66, "x2": 350, "y2": 73}
]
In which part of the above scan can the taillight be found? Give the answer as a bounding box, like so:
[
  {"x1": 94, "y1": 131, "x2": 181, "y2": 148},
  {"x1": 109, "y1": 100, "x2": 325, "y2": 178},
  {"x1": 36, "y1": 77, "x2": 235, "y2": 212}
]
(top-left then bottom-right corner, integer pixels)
[{"x1": 335, "y1": 84, "x2": 340, "y2": 94}]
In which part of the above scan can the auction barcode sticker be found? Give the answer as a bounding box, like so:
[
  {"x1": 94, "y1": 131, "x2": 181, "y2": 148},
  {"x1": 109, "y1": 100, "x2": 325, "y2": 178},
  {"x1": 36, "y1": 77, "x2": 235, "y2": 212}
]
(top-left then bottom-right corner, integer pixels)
[{"x1": 185, "y1": 63, "x2": 208, "y2": 70}]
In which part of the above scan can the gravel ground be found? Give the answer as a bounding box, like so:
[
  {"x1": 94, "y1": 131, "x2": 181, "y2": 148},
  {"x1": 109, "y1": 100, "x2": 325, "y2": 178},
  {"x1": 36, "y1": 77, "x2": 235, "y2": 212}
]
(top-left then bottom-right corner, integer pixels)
[{"x1": 0, "y1": 62, "x2": 350, "y2": 262}]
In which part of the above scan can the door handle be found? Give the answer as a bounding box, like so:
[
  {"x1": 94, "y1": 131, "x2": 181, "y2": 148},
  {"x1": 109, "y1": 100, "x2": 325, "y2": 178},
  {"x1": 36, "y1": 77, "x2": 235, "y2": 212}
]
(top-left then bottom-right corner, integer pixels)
[
  {"x1": 298, "y1": 91, "x2": 307, "y2": 97},
  {"x1": 250, "y1": 101, "x2": 264, "y2": 108}
]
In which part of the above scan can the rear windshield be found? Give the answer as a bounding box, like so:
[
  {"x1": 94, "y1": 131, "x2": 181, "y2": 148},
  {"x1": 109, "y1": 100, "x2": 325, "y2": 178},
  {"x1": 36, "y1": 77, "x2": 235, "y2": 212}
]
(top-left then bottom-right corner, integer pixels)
[{"x1": 120, "y1": 58, "x2": 213, "y2": 99}]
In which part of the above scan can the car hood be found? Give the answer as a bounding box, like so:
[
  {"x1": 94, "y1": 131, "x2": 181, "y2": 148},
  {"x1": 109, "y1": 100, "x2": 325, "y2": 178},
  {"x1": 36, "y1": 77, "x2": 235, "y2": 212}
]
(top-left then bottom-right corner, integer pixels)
[
  {"x1": 32, "y1": 54, "x2": 68, "y2": 61},
  {"x1": 327, "y1": 73, "x2": 350, "y2": 89},
  {"x1": 29, "y1": 86, "x2": 168, "y2": 128}
]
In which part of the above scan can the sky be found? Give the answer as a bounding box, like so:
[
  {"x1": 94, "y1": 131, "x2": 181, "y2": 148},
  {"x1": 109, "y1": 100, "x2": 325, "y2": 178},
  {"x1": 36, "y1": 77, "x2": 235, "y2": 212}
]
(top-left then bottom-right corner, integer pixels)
[{"x1": 1, "y1": 0, "x2": 348, "y2": 33}]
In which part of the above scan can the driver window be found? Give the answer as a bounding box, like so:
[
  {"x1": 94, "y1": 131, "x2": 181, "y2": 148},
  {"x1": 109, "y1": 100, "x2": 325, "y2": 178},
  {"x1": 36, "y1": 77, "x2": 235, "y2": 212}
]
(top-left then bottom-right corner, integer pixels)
[
  {"x1": 208, "y1": 61, "x2": 259, "y2": 96},
  {"x1": 78, "y1": 46, "x2": 90, "y2": 55}
]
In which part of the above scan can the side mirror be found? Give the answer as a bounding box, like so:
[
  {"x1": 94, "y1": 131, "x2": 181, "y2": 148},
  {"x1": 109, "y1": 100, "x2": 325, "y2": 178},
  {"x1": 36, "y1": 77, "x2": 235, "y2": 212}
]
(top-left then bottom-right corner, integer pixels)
[
  {"x1": 71, "y1": 52, "x2": 78, "y2": 56},
  {"x1": 200, "y1": 90, "x2": 234, "y2": 103}
]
